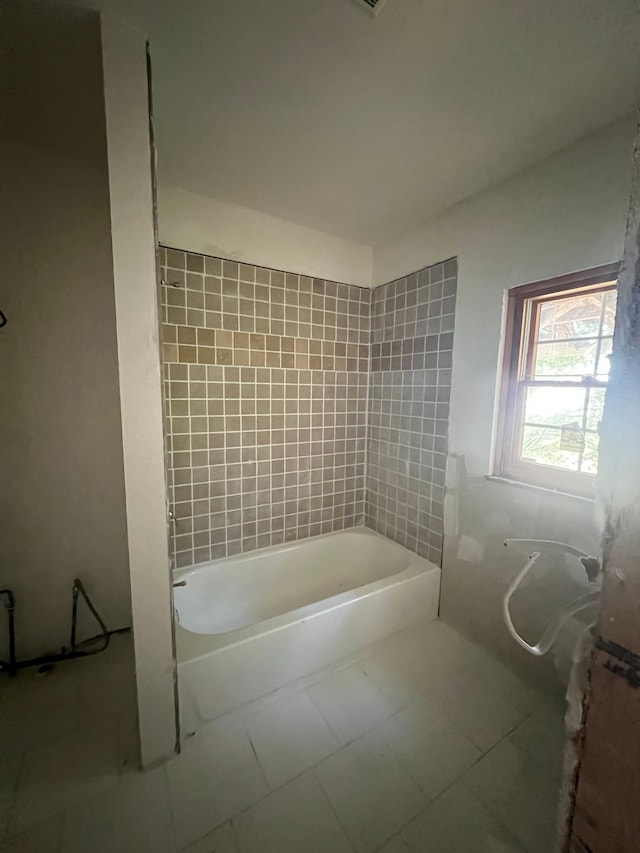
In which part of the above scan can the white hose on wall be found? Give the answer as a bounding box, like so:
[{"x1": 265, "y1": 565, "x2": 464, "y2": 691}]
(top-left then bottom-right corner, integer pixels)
[{"x1": 502, "y1": 539, "x2": 601, "y2": 657}]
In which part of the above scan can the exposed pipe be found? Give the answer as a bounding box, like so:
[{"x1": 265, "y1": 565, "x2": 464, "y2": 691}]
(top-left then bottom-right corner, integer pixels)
[
  {"x1": 503, "y1": 539, "x2": 601, "y2": 656},
  {"x1": 0, "y1": 579, "x2": 125, "y2": 676}
]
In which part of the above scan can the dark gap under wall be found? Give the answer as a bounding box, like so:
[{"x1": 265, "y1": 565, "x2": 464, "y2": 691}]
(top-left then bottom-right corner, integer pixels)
[{"x1": 159, "y1": 248, "x2": 457, "y2": 569}]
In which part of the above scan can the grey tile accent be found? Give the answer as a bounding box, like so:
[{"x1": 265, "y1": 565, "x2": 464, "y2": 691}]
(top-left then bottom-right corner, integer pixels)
[
  {"x1": 160, "y1": 249, "x2": 369, "y2": 568},
  {"x1": 159, "y1": 248, "x2": 457, "y2": 569},
  {"x1": 365, "y1": 259, "x2": 457, "y2": 565}
]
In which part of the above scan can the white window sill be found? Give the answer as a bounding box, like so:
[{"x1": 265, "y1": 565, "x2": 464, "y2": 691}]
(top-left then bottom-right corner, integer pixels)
[{"x1": 484, "y1": 474, "x2": 595, "y2": 504}]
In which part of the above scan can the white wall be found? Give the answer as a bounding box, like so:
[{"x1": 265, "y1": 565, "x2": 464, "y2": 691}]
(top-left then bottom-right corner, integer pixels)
[
  {"x1": 0, "y1": 3, "x2": 177, "y2": 766},
  {"x1": 375, "y1": 116, "x2": 634, "y2": 478},
  {"x1": 158, "y1": 185, "x2": 372, "y2": 287},
  {"x1": 373, "y1": 117, "x2": 635, "y2": 689},
  {"x1": 0, "y1": 6, "x2": 131, "y2": 660},
  {"x1": 101, "y1": 17, "x2": 178, "y2": 767}
]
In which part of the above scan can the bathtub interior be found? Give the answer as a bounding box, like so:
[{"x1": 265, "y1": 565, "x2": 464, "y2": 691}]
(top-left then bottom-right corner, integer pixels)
[
  {"x1": 173, "y1": 527, "x2": 417, "y2": 636},
  {"x1": 174, "y1": 527, "x2": 441, "y2": 725}
]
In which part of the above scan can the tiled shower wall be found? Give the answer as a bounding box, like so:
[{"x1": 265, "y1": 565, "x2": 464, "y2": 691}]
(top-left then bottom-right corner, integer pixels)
[
  {"x1": 366, "y1": 259, "x2": 457, "y2": 564},
  {"x1": 159, "y1": 248, "x2": 369, "y2": 568},
  {"x1": 159, "y1": 248, "x2": 457, "y2": 569}
]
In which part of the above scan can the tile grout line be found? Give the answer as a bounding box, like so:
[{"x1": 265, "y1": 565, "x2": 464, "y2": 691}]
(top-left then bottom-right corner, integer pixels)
[
  {"x1": 163, "y1": 249, "x2": 452, "y2": 569},
  {"x1": 311, "y1": 763, "x2": 359, "y2": 853}
]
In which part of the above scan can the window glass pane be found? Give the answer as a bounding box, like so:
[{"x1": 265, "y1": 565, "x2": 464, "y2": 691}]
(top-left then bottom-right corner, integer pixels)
[
  {"x1": 538, "y1": 291, "x2": 605, "y2": 341},
  {"x1": 596, "y1": 337, "x2": 613, "y2": 379},
  {"x1": 601, "y1": 289, "x2": 618, "y2": 336},
  {"x1": 580, "y1": 431, "x2": 600, "y2": 475},
  {"x1": 523, "y1": 386, "x2": 586, "y2": 427},
  {"x1": 520, "y1": 424, "x2": 580, "y2": 471},
  {"x1": 506, "y1": 279, "x2": 617, "y2": 487},
  {"x1": 585, "y1": 387, "x2": 606, "y2": 432},
  {"x1": 532, "y1": 339, "x2": 597, "y2": 379}
]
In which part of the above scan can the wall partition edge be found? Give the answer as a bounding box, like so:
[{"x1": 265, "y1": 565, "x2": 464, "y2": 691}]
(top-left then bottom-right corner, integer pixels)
[{"x1": 101, "y1": 16, "x2": 178, "y2": 767}]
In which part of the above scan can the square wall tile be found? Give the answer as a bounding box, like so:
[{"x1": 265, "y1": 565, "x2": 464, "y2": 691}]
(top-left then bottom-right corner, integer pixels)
[{"x1": 160, "y1": 249, "x2": 457, "y2": 569}]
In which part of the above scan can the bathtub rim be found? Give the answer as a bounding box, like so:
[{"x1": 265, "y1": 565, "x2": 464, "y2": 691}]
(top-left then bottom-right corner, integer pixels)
[
  {"x1": 173, "y1": 527, "x2": 440, "y2": 664},
  {"x1": 173, "y1": 524, "x2": 408, "y2": 581}
]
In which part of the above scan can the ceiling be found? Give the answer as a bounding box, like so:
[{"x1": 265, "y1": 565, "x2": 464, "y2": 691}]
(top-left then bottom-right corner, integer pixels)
[{"x1": 58, "y1": 0, "x2": 639, "y2": 245}]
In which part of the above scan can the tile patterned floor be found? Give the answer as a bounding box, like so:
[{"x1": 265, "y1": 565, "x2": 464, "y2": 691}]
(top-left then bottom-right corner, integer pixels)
[{"x1": 0, "y1": 621, "x2": 565, "y2": 853}]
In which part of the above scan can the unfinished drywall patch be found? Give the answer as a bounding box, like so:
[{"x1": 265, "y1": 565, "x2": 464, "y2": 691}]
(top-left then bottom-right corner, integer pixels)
[{"x1": 441, "y1": 467, "x2": 601, "y2": 691}]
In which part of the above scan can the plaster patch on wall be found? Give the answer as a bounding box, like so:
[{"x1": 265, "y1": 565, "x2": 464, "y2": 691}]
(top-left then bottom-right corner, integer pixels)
[
  {"x1": 443, "y1": 492, "x2": 459, "y2": 538},
  {"x1": 456, "y1": 533, "x2": 485, "y2": 563},
  {"x1": 445, "y1": 453, "x2": 462, "y2": 489}
]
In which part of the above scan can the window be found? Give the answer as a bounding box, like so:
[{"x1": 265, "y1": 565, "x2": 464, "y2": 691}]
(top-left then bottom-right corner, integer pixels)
[{"x1": 497, "y1": 264, "x2": 619, "y2": 495}]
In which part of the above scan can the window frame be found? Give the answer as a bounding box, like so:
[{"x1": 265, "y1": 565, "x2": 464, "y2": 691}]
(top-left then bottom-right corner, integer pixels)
[{"x1": 496, "y1": 263, "x2": 620, "y2": 496}]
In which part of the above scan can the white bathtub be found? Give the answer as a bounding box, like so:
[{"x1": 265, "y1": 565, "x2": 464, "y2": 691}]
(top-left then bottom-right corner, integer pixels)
[{"x1": 174, "y1": 527, "x2": 441, "y2": 731}]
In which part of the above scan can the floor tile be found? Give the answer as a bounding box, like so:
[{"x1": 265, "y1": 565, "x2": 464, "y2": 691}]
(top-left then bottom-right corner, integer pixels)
[
  {"x1": 0, "y1": 622, "x2": 566, "y2": 853},
  {"x1": 232, "y1": 771, "x2": 351, "y2": 853},
  {"x1": 0, "y1": 668, "x2": 79, "y2": 759},
  {"x1": 401, "y1": 781, "x2": 524, "y2": 853},
  {"x1": 307, "y1": 665, "x2": 396, "y2": 744},
  {"x1": 462, "y1": 739, "x2": 560, "y2": 853},
  {"x1": 427, "y1": 667, "x2": 526, "y2": 752},
  {"x1": 61, "y1": 766, "x2": 175, "y2": 853},
  {"x1": 376, "y1": 836, "x2": 410, "y2": 853},
  {"x1": 0, "y1": 754, "x2": 21, "y2": 839},
  {"x1": 0, "y1": 666, "x2": 80, "y2": 719},
  {"x1": 9, "y1": 719, "x2": 120, "y2": 835},
  {"x1": 359, "y1": 621, "x2": 481, "y2": 710},
  {"x1": 181, "y1": 822, "x2": 238, "y2": 853},
  {"x1": 315, "y1": 730, "x2": 426, "y2": 853},
  {"x1": 246, "y1": 691, "x2": 338, "y2": 789},
  {"x1": 471, "y1": 653, "x2": 544, "y2": 716},
  {"x1": 509, "y1": 702, "x2": 566, "y2": 780},
  {"x1": 378, "y1": 696, "x2": 481, "y2": 799},
  {"x1": 166, "y1": 717, "x2": 268, "y2": 848},
  {"x1": 0, "y1": 816, "x2": 63, "y2": 853},
  {"x1": 0, "y1": 704, "x2": 78, "y2": 762}
]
